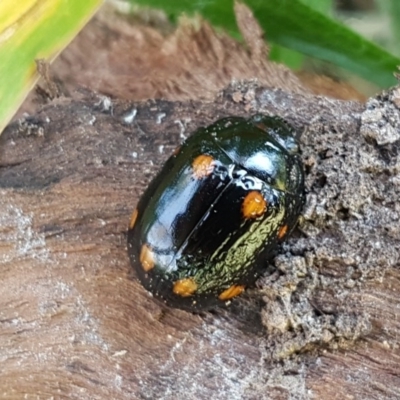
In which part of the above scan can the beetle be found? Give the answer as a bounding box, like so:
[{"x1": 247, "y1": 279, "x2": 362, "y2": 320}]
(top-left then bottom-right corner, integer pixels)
[{"x1": 127, "y1": 115, "x2": 305, "y2": 311}]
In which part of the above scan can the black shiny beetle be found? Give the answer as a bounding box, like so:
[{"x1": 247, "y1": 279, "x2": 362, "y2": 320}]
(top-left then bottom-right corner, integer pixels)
[{"x1": 127, "y1": 115, "x2": 305, "y2": 311}]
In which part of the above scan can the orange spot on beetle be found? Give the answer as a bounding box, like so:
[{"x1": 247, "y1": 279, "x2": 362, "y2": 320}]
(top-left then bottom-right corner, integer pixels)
[
  {"x1": 278, "y1": 224, "x2": 288, "y2": 239},
  {"x1": 173, "y1": 278, "x2": 198, "y2": 297},
  {"x1": 192, "y1": 154, "x2": 215, "y2": 179},
  {"x1": 140, "y1": 244, "x2": 155, "y2": 272},
  {"x1": 219, "y1": 285, "x2": 245, "y2": 301},
  {"x1": 242, "y1": 191, "x2": 267, "y2": 219},
  {"x1": 129, "y1": 208, "x2": 139, "y2": 229}
]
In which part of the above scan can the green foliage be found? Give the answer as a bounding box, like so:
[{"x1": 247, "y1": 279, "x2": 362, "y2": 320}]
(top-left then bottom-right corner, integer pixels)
[
  {"x1": 130, "y1": 0, "x2": 399, "y2": 88},
  {"x1": 377, "y1": 0, "x2": 400, "y2": 57},
  {"x1": 0, "y1": 0, "x2": 102, "y2": 135}
]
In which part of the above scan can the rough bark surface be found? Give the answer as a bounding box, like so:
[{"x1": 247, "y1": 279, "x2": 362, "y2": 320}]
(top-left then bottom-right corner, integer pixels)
[
  {"x1": 1, "y1": 4, "x2": 400, "y2": 400},
  {"x1": 2, "y1": 81, "x2": 400, "y2": 399}
]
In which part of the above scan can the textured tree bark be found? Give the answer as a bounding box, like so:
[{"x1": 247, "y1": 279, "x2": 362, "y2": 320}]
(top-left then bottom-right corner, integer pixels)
[
  {"x1": 2, "y1": 81, "x2": 400, "y2": 399},
  {"x1": 1, "y1": 4, "x2": 400, "y2": 400}
]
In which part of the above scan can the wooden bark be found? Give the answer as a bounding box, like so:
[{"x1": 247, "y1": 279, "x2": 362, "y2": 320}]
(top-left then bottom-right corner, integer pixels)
[
  {"x1": 2, "y1": 81, "x2": 400, "y2": 399},
  {"x1": 1, "y1": 4, "x2": 400, "y2": 400}
]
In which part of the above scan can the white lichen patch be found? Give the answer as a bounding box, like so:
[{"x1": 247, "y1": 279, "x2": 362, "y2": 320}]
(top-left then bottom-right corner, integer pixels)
[{"x1": 0, "y1": 205, "x2": 48, "y2": 262}]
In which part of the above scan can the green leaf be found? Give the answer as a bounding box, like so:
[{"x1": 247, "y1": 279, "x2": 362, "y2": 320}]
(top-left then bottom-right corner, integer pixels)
[
  {"x1": 130, "y1": 0, "x2": 399, "y2": 88},
  {"x1": 269, "y1": 44, "x2": 304, "y2": 70},
  {"x1": 379, "y1": 0, "x2": 400, "y2": 57},
  {"x1": 299, "y1": 0, "x2": 332, "y2": 15},
  {"x1": 0, "y1": 0, "x2": 103, "y2": 135}
]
